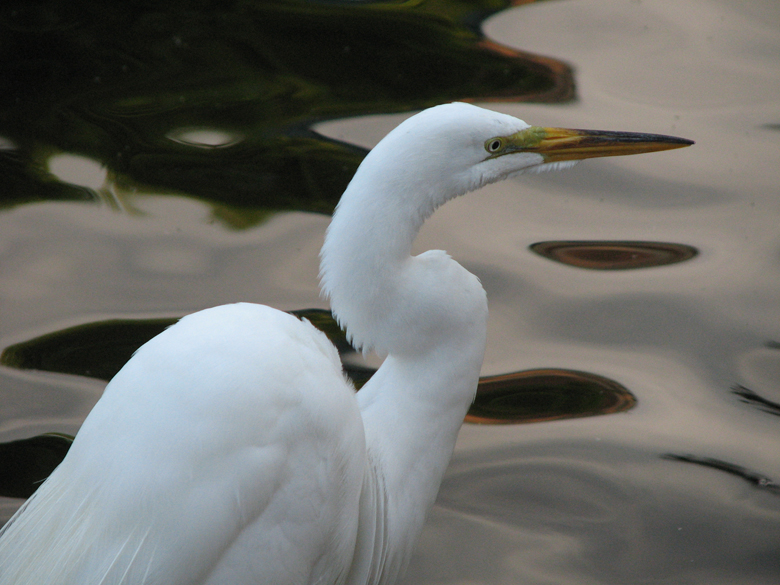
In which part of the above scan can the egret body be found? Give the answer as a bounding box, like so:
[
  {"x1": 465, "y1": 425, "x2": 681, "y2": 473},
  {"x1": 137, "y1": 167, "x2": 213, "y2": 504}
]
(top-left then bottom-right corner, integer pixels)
[{"x1": 0, "y1": 103, "x2": 692, "y2": 584}]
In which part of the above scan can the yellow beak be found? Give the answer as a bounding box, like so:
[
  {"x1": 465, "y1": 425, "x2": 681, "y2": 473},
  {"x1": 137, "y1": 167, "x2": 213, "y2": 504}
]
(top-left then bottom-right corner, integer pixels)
[{"x1": 506, "y1": 126, "x2": 694, "y2": 162}]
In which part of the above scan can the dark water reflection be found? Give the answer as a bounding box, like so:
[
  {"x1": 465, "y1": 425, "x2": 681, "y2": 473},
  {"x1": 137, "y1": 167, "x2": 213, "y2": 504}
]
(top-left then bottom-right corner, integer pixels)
[
  {"x1": 0, "y1": 434, "x2": 72, "y2": 499},
  {"x1": 0, "y1": 0, "x2": 571, "y2": 217},
  {"x1": 467, "y1": 369, "x2": 635, "y2": 424},
  {"x1": 1, "y1": 0, "x2": 780, "y2": 583}
]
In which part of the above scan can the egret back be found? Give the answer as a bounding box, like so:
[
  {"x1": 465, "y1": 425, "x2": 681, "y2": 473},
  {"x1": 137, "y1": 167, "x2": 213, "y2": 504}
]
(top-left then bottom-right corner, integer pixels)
[{"x1": 0, "y1": 304, "x2": 365, "y2": 585}]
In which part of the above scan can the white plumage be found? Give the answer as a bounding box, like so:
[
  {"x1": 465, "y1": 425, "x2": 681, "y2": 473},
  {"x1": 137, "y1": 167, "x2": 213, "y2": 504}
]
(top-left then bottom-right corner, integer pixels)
[{"x1": 0, "y1": 103, "x2": 691, "y2": 584}]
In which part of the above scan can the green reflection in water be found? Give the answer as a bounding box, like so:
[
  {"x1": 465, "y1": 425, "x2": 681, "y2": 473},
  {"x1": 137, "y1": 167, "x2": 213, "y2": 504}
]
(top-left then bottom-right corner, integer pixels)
[
  {"x1": 0, "y1": 0, "x2": 572, "y2": 223},
  {"x1": 1, "y1": 318, "x2": 177, "y2": 382},
  {"x1": 0, "y1": 309, "x2": 348, "y2": 382},
  {"x1": 0, "y1": 434, "x2": 73, "y2": 499},
  {"x1": 466, "y1": 368, "x2": 636, "y2": 424}
]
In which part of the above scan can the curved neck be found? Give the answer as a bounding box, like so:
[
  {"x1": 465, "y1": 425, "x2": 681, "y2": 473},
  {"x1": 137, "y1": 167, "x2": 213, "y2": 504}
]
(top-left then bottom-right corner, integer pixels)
[
  {"x1": 320, "y1": 138, "x2": 489, "y2": 585},
  {"x1": 319, "y1": 153, "x2": 446, "y2": 355}
]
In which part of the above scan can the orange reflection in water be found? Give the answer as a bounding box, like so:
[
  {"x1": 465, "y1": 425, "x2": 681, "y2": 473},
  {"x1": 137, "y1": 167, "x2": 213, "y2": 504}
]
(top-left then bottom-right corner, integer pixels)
[{"x1": 530, "y1": 241, "x2": 698, "y2": 270}]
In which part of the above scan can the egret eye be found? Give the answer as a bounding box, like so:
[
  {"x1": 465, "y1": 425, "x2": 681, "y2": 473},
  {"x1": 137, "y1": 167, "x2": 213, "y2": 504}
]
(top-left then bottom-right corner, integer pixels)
[{"x1": 486, "y1": 138, "x2": 504, "y2": 153}]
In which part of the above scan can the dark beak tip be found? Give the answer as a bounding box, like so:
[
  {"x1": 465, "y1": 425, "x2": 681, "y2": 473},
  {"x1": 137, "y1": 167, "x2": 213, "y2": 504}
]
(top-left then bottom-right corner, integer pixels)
[{"x1": 647, "y1": 133, "x2": 694, "y2": 147}]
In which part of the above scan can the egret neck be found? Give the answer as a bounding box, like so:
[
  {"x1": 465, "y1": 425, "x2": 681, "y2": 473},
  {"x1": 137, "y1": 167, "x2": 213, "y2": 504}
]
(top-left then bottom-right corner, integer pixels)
[{"x1": 320, "y1": 110, "x2": 491, "y2": 585}]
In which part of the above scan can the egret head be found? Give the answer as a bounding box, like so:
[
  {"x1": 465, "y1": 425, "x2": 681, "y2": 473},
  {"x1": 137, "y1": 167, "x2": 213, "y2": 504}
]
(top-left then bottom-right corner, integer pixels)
[{"x1": 356, "y1": 102, "x2": 693, "y2": 212}]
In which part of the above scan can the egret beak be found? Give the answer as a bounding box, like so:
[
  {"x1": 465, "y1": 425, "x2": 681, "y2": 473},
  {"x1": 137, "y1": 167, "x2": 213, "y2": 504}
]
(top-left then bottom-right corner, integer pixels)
[{"x1": 506, "y1": 126, "x2": 694, "y2": 162}]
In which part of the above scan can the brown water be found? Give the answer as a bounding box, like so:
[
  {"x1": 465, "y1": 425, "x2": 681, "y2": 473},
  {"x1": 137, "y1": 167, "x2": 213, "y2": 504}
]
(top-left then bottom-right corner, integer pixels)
[{"x1": 1, "y1": 0, "x2": 780, "y2": 583}]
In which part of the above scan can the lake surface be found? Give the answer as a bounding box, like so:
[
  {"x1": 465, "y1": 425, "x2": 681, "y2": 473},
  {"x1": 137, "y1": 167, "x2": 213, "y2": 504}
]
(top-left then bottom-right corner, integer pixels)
[{"x1": 1, "y1": 1, "x2": 779, "y2": 583}]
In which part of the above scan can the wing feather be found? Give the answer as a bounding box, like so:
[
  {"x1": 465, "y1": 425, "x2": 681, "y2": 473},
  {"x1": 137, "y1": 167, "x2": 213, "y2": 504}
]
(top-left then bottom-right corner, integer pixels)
[{"x1": 0, "y1": 303, "x2": 365, "y2": 585}]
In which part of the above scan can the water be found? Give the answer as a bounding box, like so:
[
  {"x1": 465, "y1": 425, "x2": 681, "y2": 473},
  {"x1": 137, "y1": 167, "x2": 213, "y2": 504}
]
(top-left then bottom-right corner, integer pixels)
[{"x1": 1, "y1": 0, "x2": 780, "y2": 583}]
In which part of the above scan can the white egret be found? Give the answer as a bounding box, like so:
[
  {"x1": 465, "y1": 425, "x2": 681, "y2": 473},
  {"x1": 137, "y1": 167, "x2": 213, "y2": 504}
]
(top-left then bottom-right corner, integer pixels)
[{"x1": 0, "y1": 103, "x2": 692, "y2": 584}]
